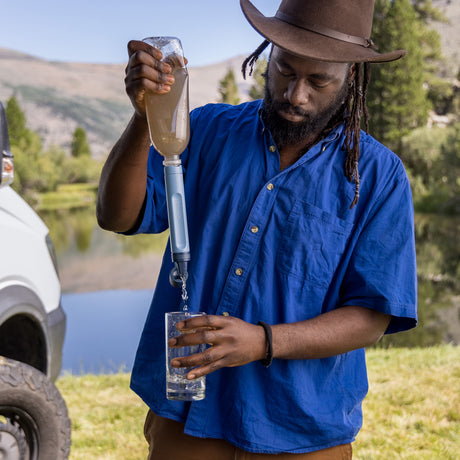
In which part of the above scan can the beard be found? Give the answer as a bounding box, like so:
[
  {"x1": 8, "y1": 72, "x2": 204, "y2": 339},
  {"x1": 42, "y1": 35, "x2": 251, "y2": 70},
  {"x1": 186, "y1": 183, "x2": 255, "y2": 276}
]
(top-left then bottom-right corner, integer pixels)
[{"x1": 262, "y1": 72, "x2": 350, "y2": 151}]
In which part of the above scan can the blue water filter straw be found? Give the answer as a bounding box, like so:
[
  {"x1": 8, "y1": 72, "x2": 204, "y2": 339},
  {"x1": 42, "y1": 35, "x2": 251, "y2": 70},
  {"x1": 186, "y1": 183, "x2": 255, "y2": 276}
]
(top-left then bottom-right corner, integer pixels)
[
  {"x1": 141, "y1": 36, "x2": 191, "y2": 289},
  {"x1": 164, "y1": 160, "x2": 190, "y2": 287}
]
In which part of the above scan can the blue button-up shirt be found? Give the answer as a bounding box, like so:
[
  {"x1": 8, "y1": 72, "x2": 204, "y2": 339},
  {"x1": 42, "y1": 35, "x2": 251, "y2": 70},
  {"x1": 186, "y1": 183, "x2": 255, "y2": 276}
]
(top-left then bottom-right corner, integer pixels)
[{"x1": 130, "y1": 100, "x2": 417, "y2": 454}]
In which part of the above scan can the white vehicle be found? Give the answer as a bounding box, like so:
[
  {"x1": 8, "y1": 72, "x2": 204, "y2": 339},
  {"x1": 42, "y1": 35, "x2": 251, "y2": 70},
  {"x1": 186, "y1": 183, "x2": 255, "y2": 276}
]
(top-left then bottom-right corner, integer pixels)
[{"x1": 0, "y1": 101, "x2": 71, "y2": 459}]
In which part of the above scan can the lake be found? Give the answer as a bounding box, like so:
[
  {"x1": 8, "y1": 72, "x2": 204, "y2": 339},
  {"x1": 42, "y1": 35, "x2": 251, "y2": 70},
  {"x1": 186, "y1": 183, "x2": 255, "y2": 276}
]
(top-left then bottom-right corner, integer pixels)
[
  {"x1": 38, "y1": 206, "x2": 460, "y2": 375},
  {"x1": 38, "y1": 207, "x2": 166, "y2": 375},
  {"x1": 61, "y1": 289, "x2": 151, "y2": 375}
]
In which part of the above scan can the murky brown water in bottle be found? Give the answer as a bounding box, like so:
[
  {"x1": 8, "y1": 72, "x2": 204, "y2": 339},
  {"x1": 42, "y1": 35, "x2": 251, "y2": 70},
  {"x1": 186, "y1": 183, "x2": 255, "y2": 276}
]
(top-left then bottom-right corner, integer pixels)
[{"x1": 145, "y1": 68, "x2": 190, "y2": 158}]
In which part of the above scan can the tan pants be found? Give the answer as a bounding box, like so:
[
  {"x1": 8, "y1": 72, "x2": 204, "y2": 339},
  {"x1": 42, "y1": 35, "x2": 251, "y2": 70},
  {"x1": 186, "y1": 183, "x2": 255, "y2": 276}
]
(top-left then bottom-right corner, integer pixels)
[{"x1": 144, "y1": 411, "x2": 353, "y2": 460}]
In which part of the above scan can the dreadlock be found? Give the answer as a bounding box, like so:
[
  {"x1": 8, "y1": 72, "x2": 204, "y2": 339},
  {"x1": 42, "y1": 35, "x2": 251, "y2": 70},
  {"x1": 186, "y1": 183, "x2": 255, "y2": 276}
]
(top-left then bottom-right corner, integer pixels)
[
  {"x1": 343, "y1": 61, "x2": 371, "y2": 208},
  {"x1": 242, "y1": 41, "x2": 372, "y2": 209},
  {"x1": 241, "y1": 40, "x2": 270, "y2": 79}
]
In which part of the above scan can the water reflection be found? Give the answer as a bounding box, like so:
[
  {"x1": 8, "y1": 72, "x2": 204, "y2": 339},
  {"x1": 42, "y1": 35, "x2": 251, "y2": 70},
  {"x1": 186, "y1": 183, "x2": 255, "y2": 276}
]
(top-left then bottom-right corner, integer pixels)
[
  {"x1": 39, "y1": 206, "x2": 169, "y2": 257},
  {"x1": 379, "y1": 214, "x2": 460, "y2": 347},
  {"x1": 38, "y1": 206, "x2": 168, "y2": 293},
  {"x1": 38, "y1": 206, "x2": 460, "y2": 347}
]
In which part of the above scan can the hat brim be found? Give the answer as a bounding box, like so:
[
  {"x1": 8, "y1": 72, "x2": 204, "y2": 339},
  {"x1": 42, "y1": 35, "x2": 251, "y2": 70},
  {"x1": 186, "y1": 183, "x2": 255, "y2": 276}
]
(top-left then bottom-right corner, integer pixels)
[{"x1": 241, "y1": 0, "x2": 406, "y2": 63}]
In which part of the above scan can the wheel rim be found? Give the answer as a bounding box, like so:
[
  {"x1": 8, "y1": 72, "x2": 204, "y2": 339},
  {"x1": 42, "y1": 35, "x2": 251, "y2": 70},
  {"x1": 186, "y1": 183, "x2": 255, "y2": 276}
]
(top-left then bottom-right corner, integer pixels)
[
  {"x1": 0, "y1": 407, "x2": 39, "y2": 460},
  {"x1": 0, "y1": 418, "x2": 25, "y2": 460}
]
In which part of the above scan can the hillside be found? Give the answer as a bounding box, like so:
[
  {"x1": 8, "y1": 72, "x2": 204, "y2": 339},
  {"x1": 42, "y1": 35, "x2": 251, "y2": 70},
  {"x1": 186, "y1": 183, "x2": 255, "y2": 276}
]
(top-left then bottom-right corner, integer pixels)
[
  {"x1": 432, "y1": 0, "x2": 460, "y2": 72},
  {"x1": 0, "y1": 49, "x2": 254, "y2": 159}
]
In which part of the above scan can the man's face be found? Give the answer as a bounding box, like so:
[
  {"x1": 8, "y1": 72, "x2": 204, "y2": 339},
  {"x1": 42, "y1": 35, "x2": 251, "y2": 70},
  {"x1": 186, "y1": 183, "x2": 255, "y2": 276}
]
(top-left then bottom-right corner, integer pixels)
[{"x1": 263, "y1": 47, "x2": 352, "y2": 150}]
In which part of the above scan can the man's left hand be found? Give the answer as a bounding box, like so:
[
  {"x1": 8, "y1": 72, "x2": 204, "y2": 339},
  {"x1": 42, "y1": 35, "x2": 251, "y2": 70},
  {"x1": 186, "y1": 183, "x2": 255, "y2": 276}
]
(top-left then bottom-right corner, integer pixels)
[{"x1": 168, "y1": 315, "x2": 266, "y2": 380}]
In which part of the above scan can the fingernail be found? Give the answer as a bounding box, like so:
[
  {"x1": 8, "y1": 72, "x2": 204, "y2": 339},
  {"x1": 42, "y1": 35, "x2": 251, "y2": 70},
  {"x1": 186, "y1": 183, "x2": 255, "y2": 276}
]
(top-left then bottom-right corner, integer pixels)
[
  {"x1": 162, "y1": 63, "x2": 172, "y2": 74},
  {"x1": 188, "y1": 373, "x2": 196, "y2": 380}
]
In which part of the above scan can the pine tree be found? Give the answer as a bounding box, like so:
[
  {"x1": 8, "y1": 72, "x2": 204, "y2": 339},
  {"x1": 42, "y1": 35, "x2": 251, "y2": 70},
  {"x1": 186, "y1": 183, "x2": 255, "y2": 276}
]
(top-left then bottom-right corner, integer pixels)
[
  {"x1": 5, "y1": 96, "x2": 30, "y2": 147},
  {"x1": 71, "y1": 126, "x2": 91, "y2": 158},
  {"x1": 249, "y1": 57, "x2": 268, "y2": 100},
  {"x1": 367, "y1": 0, "x2": 431, "y2": 153},
  {"x1": 5, "y1": 96, "x2": 45, "y2": 195},
  {"x1": 218, "y1": 69, "x2": 240, "y2": 105}
]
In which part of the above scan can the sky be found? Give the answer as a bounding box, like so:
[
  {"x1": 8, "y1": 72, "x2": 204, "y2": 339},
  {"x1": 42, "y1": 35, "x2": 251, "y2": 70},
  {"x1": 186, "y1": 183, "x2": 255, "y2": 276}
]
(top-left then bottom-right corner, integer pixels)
[{"x1": 0, "y1": 0, "x2": 281, "y2": 67}]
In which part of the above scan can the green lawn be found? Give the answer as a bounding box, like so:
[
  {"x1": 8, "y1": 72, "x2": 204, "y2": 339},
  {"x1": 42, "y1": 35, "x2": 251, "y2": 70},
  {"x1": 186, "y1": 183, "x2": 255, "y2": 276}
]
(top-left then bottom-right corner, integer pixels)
[{"x1": 57, "y1": 345, "x2": 460, "y2": 459}]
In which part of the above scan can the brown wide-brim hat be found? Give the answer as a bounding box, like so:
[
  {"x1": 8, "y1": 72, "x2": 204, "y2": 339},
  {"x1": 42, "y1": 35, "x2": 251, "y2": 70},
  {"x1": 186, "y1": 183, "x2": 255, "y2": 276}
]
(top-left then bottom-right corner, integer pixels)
[{"x1": 240, "y1": 0, "x2": 406, "y2": 63}]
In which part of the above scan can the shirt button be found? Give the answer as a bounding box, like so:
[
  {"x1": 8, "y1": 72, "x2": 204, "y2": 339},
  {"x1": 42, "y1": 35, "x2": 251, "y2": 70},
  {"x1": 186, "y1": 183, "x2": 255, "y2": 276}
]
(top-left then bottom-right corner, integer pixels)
[
  {"x1": 269, "y1": 145, "x2": 276, "y2": 152},
  {"x1": 250, "y1": 226, "x2": 259, "y2": 233},
  {"x1": 267, "y1": 183, "x2": 274, "y2": 191},
  {"x1": 222, "y1": 311, "x2": 230, "y2": 316},
  {"x1": 235, "y1": 268, "x2": 243, "y2": 276}
]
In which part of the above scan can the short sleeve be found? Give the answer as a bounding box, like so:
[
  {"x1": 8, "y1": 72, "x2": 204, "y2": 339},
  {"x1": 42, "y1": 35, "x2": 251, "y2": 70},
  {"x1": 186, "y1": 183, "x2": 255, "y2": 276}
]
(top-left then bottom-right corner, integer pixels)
[
  {"x1": 127, "y1": 106, "x2": 206, "y2": 235},
  {"x1": 126, "y1": 146, "x2": 169, "y2": 235},
  {"x1": 341, "y1": 173, "x2": 417, "y2": 334}
]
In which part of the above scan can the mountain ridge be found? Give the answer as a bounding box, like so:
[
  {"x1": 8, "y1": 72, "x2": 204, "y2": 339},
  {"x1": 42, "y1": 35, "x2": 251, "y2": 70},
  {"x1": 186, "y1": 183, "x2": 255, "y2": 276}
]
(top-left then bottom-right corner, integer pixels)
[{"x1": 0, "y1": 48, "x2": 255, "y2": 159}]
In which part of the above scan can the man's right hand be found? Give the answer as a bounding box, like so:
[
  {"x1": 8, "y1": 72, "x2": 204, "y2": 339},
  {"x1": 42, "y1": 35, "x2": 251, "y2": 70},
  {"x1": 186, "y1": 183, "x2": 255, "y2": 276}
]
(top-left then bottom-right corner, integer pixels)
[{"x1": 124, "y1": 40, "x2": 176, "y2": 118}]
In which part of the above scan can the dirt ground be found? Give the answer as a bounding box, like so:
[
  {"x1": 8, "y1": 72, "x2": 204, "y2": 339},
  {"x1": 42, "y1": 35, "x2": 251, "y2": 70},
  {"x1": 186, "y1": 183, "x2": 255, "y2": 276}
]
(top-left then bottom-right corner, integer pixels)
[{"x1": 59, "y1": 252, "x2": 163, "y2": 293}]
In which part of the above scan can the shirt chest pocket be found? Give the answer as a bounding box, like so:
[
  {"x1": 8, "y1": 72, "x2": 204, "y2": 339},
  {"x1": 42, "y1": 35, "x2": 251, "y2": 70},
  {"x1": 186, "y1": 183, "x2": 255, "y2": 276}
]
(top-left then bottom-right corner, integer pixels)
[{"x1": 277, "y1": 201, "x2": 353, "y2": 288}]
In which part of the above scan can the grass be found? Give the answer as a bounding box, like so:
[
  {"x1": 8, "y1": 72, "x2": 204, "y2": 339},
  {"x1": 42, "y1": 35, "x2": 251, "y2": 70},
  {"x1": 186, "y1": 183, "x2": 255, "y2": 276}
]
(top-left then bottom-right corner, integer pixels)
[
  {"x1": 37, "y1": 183, "x2": 98, "y2": 211},
  {"x1": 358, "y1": 345, "x2": 460, "y2": 459},
  {"x1": 57, "y1": 373, "x2": 149, "y2": 460},
  {"x1": 57, "y1": 345, "x2": 460, "y2": 459}
]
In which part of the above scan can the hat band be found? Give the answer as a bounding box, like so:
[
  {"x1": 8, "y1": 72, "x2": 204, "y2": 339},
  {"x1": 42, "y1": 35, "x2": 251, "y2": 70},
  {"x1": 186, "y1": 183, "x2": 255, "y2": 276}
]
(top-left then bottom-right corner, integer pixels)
[{"x1": 275, "y1": 11, "x2": 376, "y2": 49}]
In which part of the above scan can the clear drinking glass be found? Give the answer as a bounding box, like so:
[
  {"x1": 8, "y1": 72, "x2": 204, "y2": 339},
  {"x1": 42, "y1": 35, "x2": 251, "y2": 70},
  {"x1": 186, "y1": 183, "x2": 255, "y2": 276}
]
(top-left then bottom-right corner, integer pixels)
[{"x1": 165, "y1": 311, "x2": 206, "y2": 401}]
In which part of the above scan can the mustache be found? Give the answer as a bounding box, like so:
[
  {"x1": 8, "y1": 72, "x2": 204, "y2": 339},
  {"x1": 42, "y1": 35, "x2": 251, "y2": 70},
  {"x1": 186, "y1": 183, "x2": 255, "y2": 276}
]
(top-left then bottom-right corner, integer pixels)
[{"x1": 271, "y1": 101, "x2": 310, "y2": 118}]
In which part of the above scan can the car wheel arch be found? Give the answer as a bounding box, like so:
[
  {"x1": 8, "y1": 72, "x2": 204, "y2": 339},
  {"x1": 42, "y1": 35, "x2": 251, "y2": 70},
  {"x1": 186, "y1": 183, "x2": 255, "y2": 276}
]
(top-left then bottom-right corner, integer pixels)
[{"x1": 0, "y1": 285, "x2": 48, "y2": 375}]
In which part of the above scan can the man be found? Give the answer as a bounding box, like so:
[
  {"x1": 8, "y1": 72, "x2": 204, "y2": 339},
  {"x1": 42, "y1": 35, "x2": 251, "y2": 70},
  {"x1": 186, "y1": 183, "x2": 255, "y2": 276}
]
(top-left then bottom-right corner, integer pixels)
[{"x1": 97, "y1": 0, "x2": 417, "y2": 458}]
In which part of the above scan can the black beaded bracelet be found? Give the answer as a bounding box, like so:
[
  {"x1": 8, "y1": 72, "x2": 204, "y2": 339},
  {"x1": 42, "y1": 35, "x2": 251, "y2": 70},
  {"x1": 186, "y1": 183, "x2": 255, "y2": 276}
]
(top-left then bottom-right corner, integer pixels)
[{"x1": 257, "y1": 321, "x2": 273, "y2": 367}]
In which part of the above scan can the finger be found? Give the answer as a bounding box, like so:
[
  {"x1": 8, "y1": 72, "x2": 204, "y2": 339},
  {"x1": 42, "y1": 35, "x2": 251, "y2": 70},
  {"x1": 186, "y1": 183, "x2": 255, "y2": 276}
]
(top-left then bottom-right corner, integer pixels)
[
  {"x1": 171, "y1": 347, "x2": 219, "y2": 368},
  {"x1": 125, "y1": 47, "x2": 173, "y2": 86},
  {"x1": 169, "y1": 328, "x2": 220, "y2": 348},
  {"x1": 127, "y1": 40, "x2": 163, "y2": 61},
  {"x1": 126, "y1": 50, "x2": 172, "y2": 76},
  {"x1": 171, "y1": 350, "x2": 226, "y2": 378},
  {"x1": 126, "y1": 68, "x2": 174, "y2": 95},
  {"x1": 125, "y1": 55, "x2": 175, "y2": 100},
  {"x1": 125, "y1": 42, "x2": 173, "y2": 94},
  {"x1": 177, "y1": 314, "x2": 228, "y2": 331},
  {"x1": 171, "y1": 359, "x2": 224, "y2": 380},
  {"x1": 126, "y1": 40, "x2": 173, "y2": 82},
  {"x1": 187, "y1": 360, "x2": 225, "y2": 379},
  {"x1": 127, "y1": 40, "x2": 188, "y2": 67}
]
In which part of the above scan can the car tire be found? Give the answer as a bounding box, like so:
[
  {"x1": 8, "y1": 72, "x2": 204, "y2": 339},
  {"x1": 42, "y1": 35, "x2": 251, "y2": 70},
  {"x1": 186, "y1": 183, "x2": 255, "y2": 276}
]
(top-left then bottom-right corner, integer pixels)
[{"x1": 0, "y1": 356, "x2": 71, "y2": 460}]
